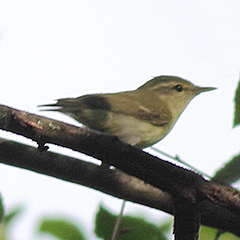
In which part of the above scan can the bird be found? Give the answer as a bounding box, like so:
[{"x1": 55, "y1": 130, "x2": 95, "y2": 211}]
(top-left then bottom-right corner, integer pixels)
[{"x1": 39, "y1": 75, "x2": 216, "y2": 149}]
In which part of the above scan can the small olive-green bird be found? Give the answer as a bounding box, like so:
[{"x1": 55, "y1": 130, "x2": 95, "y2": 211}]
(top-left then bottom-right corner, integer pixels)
[{"x1": 39, "y1": 76, "x2": 215, "y2": 149}]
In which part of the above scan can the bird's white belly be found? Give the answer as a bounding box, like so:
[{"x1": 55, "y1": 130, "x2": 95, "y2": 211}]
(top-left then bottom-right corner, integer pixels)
[{"x1": 105, "y1": 112, "x2": 170, "y2": 148}]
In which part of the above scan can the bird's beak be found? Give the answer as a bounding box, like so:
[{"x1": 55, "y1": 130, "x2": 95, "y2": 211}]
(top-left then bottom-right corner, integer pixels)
[{"x1": 196, "y1": 86, "x2": 217, "y2": 94}]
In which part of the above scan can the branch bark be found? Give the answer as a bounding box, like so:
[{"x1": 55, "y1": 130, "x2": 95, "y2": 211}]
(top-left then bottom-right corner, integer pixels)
[
  {"x1": 0, "y1": 138, "x2": 172, "y2": 213},
  {"x1": 0, "y1": 104, "x2": 240, "y2": 238}
]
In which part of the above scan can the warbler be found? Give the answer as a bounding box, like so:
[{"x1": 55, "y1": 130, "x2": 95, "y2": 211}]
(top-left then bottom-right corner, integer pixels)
[{"x1": 39, "y1": 75, "x2": 216, "y2": 148}]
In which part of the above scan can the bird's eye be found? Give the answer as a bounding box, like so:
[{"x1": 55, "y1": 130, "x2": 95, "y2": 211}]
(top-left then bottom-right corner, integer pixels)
[{"x1": 174, "y1": 84, "x2": 183, "y2": 92}]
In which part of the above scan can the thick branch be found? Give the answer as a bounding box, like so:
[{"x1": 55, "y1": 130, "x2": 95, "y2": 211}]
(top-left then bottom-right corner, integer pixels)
[
  {"x1": 0, "y1": 138, "x2": 172, "y2": 213},
  {"x1": 173, "y1": 196, "x2": 201, "y2": 240},
  {"x1": 0, "y1": 138, "x2": 240, "y2": 236}
]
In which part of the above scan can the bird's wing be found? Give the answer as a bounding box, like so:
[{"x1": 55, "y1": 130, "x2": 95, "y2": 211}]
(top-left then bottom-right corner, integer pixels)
[
  {"x1": 105, "y1": 91, "x2": 172, "y2": 126},
  {"x1": 40, "y1": 92, "x2": 171, "y2": 126},
  {"x1": 39, "y1": 94, "x2": 111, "y2": 112}
]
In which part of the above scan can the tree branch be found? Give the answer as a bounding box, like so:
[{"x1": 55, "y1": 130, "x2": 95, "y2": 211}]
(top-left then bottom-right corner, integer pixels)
[{"x1": 0, "y1": 138, "x2": 172, "y2": 213}]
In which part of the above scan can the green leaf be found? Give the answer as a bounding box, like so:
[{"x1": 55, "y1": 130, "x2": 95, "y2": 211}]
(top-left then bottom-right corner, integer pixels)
[
  {"x1": 39, "y1": 218, "x2": 86, "y2": 240},
  {"x1": 0, "y1": 206, "x2": 24, "y2": 240},
  {"x1": 0, "y1": 194, "x2": 4, "y2": 223},
  {"x1": 4, "y1": 206, "x2": 24, "y2": 225},
  {"x1": 158, "y1": 219, "x2": 172, "y2": 233},
  {"x1": 0, "y1": 195, "x2": 5, "y2": 240},
  {"x1": 199, "y1": 226, "x2": 217, "y2": 239},
  {"x1": 219, "y1": 232, "x2": 240, "y2": 240},
  {"x1": 233, "y1": 78, "x2": 240, "y2": 127},
  {"x1": 199, "y1": 226, "x2": 240, "y2": 240},
  {"x1": 212, "y1": 154, "x2": 240, "y2": 184},
  {"x1": 94, "y1": 204, "x2": 169, "y2": 240}
]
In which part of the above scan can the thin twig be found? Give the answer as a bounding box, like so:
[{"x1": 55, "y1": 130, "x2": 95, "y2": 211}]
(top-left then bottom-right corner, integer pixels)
[
  {"x1": 111, "y1": 200, "x2": 126, "y2": 240},
  {"x1": 150, "y1": 146, "x2": 212, "y2": 179}
]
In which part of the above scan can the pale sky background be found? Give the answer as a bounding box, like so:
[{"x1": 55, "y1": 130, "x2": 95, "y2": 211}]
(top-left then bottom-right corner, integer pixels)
[{"x1": 0, "y1": 1, "x2": 240, "y2": 239}]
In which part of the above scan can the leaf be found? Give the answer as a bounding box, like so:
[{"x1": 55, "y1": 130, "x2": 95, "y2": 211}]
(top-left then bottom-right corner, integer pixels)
[
  {"x1": 39, "y1": 218, "x2": 86, "y2": 240},
  {"x1": 0, "y1": 194, "x2": 4, "y2": 223},
  {"x1": 199, "y1": 226, "x2": 217, "y2": 240},
  {"x1": 158, "y1": 219, "x2": 172, "y2": 233},
  {"x1": 199, "y1": 226, "x2": 240, "y2": 240},
  {"x1": 0, "y1": 195, "x2": 5, "y2": 240},
  {"x1": 4, "y1": 206, "x2": 24, "y2": 225},
  {"x1": 233, "y1": 78, "x2": 240, "y2": 127},
  {"x1": 219, "y1": 232, "x2": 240, "y2": 240},
  {"x1": 94, "y1": 204, "x2": 169, "y2": 240},
  {"x1": 0, "y1": 206, "x2": 24, "y2": 240},
  {"x1": 212, "y1": 154, "x2": 240, "y2": 184}
]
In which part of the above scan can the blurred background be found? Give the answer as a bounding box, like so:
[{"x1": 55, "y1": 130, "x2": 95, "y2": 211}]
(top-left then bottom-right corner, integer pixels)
[{"x1": 0, "y1": 1, "x2": 240, "y2": 239}]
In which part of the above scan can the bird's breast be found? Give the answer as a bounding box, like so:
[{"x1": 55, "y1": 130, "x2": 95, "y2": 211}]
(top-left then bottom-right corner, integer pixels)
[{"x1": 104, "y1": 112, "x2": 172, "y2": 148}]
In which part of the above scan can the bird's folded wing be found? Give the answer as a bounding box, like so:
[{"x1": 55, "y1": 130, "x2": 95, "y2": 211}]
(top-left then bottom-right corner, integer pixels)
[
  {"x1": 41, "y1": 92, "x2": 172, "y2": 126},
  {"x1": 105, "y1": 92, "x2": 171, "y2": 126}
]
